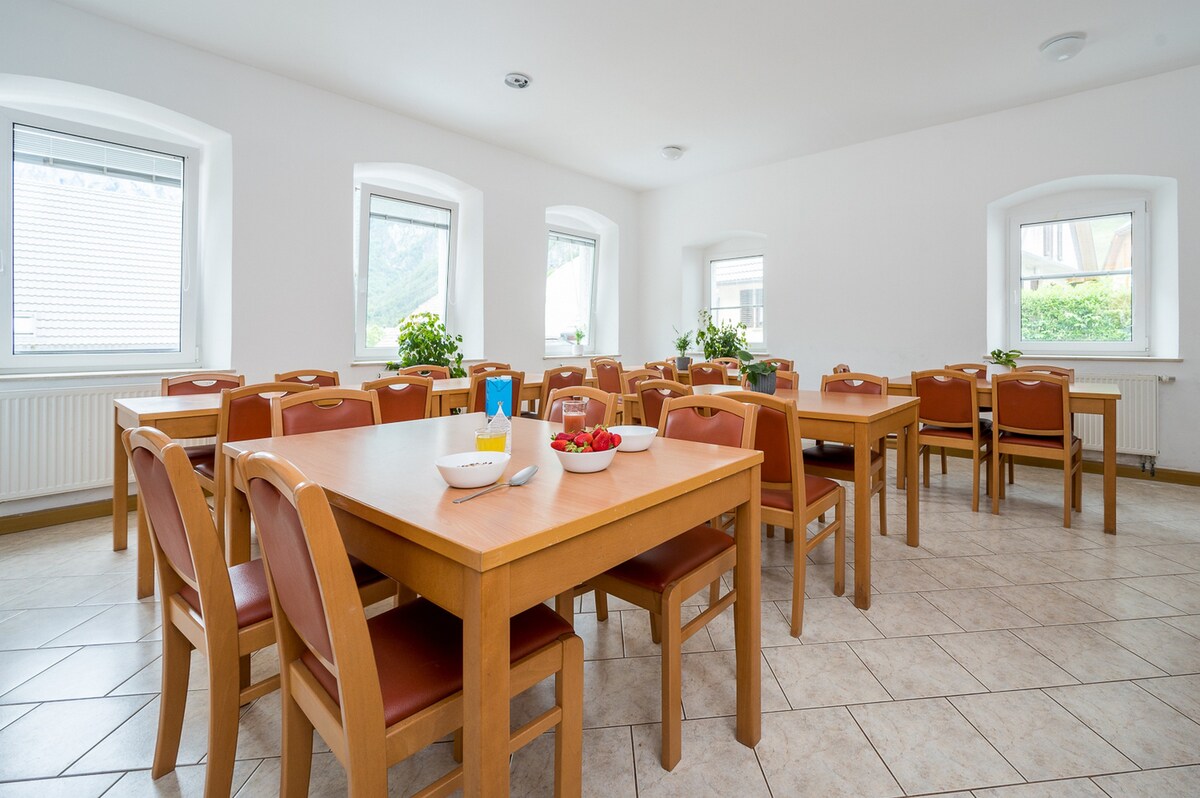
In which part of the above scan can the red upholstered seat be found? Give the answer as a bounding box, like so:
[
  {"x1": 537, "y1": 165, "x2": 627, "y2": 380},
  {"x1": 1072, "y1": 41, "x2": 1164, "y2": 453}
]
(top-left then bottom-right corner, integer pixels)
[
  {"x1": 802, "y1": 443, "x2": 884, "y2": 471},
  {"x1": 193, "y1": 460, "x2": 216, "y2": 481},
  {"x1": 180, "y1": 559, "x2": 272, "y2": 628},
  {"x1": 301, "y1": 598, "x2": 572, "y2": 726},
  {"x1": 602, "y1": 525, "x2": 733, "y2": 593},
  {"x1": 761, "y1": 476, "x2": 839, "y2": 512},
  {"x1": 920, "y1": 419, "x2": 992, "y2": 440},
  {"x1": 183, "y1": 444, "x2": 215, "y2": 473},
  {"x1": 998, "y1": 432, "x2": 1081, "y2": 450}
]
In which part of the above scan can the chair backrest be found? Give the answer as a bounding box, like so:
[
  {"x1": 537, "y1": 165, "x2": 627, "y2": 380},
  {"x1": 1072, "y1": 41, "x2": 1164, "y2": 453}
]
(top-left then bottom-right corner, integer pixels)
[
  {"x1": 635, "y1": 379, "x2": 692, "y2": 430},
  {"x1": 832, "y1": 363, "x2": 851, "y2": 374},
  {"x1": 466, "y1": 369, "x2": 525, "y2": 414},
  {"x1": 239, "y1": 451, "x2": 380, "y2": 725},
  {"x1": 469, "y1": 361, "x2": 510, "y2": 376},
  {"x1": 538, "y1": 367, "x2": 587, "y2": 414},
  {"x1": 591, "y1": 358, "x2": 623, "y2": 393},
  {"x1": 123, "y1": 426, "x2": 235, "y2": 623},
  {"x1": 689, "y1": 362, "x2": 728, "y2": 386},
  {"x1": 162, "y1": 372, "x2": 244, "y2": 396},
  {"x1": 362, "y1": 375, "x2": 434, "y2": 423},
  {"x1": 724, "y1": 391, "x2": 807, "y2": 510},
  {"x1": 912, "y1": 369, "x2": 979, "y2": 429},
  {"x1": 658, "y1": 394, "x2": 758, "y2": 450},
  {"x1": 545, "y1": 385, "x2": 617, "y2": 426},
  {"x1": 399, "y1": 364, "x2": 451, "y2": 380},
  {"x1": 712, "y1": 357, "x2": 741, "y2": 370},
  {"x1": 761, "y1": 358, "x2": 793, "y2": 372},
  {"x1": 945, "y1": 363, "x2": 989, "y2": 379},
  {"x1": 644, "y1": 361, "x2": 678, "y2": 382},
  {"x1": 621, "y1": 368, "x2": 659, "y2": 395},
  {"x1": 993, "y1": 373, "x2": 1071, "y2": 439},
  {"x1": 1013, "y1": 364, "x2": 1076, "y2": 381},
  {"x1": 220, "y1": 382, "x2": 318, "y2": 446},
  {"x1": 274, "y1": 369, "x2": 340, "y2": 388},
  {"x1": 271, "y1": 388, "x2": 381, "y2": 437},
  {"x1": 775, "y1": 370, "x2": 798, "y2": 390},
  {"x1": 821, "y1": 372, "x2": 887, "y2": 395}
]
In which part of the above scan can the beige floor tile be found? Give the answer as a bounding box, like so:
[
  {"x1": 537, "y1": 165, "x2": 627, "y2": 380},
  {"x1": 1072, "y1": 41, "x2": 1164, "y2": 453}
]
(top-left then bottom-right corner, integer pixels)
[
  {"x1": 969, "y1": 778, "x2": 1108, "y2": 797},
  {"x1": 755, "y1": 706, "x2": 902, "y2": 797},
  {"x1": 0, "y1": 647, "x2": 78, "y2": 697},
  {"x1": 858, "y1": 592, "x2": 962, "y2": 637},
  {"x1": 1056, "y1": 578, "x2": 1183, "y2": 620},
  {"x1": 0, "y1": 606, "x2": 106, "y2": 649},
  {"x1": 960, "y1": 529, "x2": 1048, "y2": 555},
  {"x1": 1012, "y1": 625, "x2": 1166, "y2": 682},
  {"x1": 1, "y1": 642, "x2": 160, "y2": 703},
  {"x1": 1030, "y1": 550, "x2": 1138, "y2": 580},
  {"x1": 783, "y1": 596, "x2": 882, "y2": 644},
  {"x1": 582, "y1": 656, "x2": 663, "y2": 728},
  {"x1": 0, "y1": 703, "x2": 35, "y2": 732},
  {"x1": 231, "y1": 691, "x2": 329, "y2": 760},
  {"x1": 65, "y1": 690, "x2": 211, "y2": 775},
  {"x1": 632, "y1": 717, "x2": 771, "y2": 798},
  {"x1": 868, "y1": 559, "x2": 947, "y2": 592},
  {"x1": 802, "y1": 561, "x2": 858, "y2": 597},
  {"x1": 0, "y1": 574, "x2": 126, "y2": 610},
  {"x1": 507, "y1": 726, "x2": 637, "y2": 798},
  {"x1": 849, "y1": 636, "x2": 985, "y2": 699},
  {"x1": 849, "y1": 697, "x2": 1021, "y2": 794},
  {"x1": 988, "y1": 585, "x2": 1113, "y2": 625},
  {"x1": 1147, "y1": 544, "x2": 1200, "y2": 570},
  {"x1": 571, "y1": 610, "x2": 626, "y2": 660},
  {"x1": 1134, "y1": 674, "x2": 1200, "y2": 723},
  {"x1": 972, "y1": 553, "x2": 1075, "y2": 584},
  {"x1": 1092, "y1": 763, "x2": 1200, "y2": 797},
  {"x1": 931, "y1": 630, "x2": 1077, "y2": 691},
  {"x1": 920, "y1": 588, "x2": 1040, "y2": 631},
  {"x1": 1088, "y1": 618, "x2": 1200, "y2": 675},
  {"x1": 1121, "y1": 575, "x2": 1200, "y2": 613},
  {"x1": 915, "y1": 557, "x2": 1012, "y2": 589},
  {"x1": 620, "y1": 608, "x2": 712, "y2": 658},
  {"x1": 1046, "y1": 681, "x2": 1200, "y2": 768},
  {"x1": 707, "y1": 601, "x2": 801, "y2": 651},
  {"x1": 949, "y1": 690, "x2": 1134, "y2": 780},
  {"x1": 1078, "y1": 546, "x2": 1195, "y2": 576},
  {"x1": 916, "y1": 531, "x2": 994, "y2": 558},
  {"x1": 0, "y1": 694, "x2": 152, "y2": 780},
  {"x1": 680, "y1": 650, "x2": 788, "y2": 719},
  {"x1": 1163, "y1": 613, "x2": 1200, "y2": 638},
  {"x1": 45, "y1": 602, "x2": 161, "y2": 646},
  {"x1": 105, "y1": 759, "x2": 258, "y2": 797},
  {"x1": 764, "y1": 642, "x2": 891, "y2": 709},
  {"x1": 0, "y1": 773, "x2": 122, "y2": 798}
]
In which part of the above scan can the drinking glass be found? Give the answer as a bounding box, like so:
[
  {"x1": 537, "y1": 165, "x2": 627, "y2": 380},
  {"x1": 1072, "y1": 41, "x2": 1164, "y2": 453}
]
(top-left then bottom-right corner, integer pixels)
[
  {"x1": 475, "y1": 428, "x2": 507, "y2": 452},
  {"x1": 562, "y1": 401, "x2": 586, "y2": 434}
]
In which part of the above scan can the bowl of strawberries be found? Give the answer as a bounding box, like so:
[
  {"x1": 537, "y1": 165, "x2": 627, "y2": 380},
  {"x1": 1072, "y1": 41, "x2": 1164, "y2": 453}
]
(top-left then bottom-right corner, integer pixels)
[{"x1": 550, "y1": 425, "x2": 622, "y2": 473}]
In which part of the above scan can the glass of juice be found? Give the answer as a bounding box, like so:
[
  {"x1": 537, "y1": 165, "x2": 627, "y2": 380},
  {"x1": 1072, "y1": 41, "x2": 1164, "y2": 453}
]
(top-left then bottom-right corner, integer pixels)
[
  {"x1": 475, "y1": 428, "x2": 507, "y2": 452},
  {"x1": 562, "y1": 401, "x2": 586, "y2": 434}
]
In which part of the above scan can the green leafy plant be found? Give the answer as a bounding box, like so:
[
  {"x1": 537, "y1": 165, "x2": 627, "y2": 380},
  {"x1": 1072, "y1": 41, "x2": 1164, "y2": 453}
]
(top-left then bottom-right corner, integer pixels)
[
  {"x1": 386, "y1": 311, "x2": 466, "y2": 377},
  {"x1": 1020, "y1": 281, "x2": 1132, "y2": 342},
  {"x1": 694, "y1": 310, "x2": 748, "y2": 360},
  {"x1": 672, "y1": 327, "x2": 692, "y2": 357},
  {"x1": 737, "y1": 349, "x2": 777, "y2": 380},
  {"x1": 988, "y1": 348, "x2": 1023, "y2": 369},
  {"x1": 573, "y1": 326, "x2": 586, "y2": 345}
]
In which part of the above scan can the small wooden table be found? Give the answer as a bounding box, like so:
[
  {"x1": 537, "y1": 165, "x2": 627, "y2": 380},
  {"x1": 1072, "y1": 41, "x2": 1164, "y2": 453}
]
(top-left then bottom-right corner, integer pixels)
[
  {"x1": 888, "y1": 377, "x2": 1122, "y2": 533},
  {"x1": 694, "y1": 385, "x2": 921, "y2": 609},
  {"x1": 224, "y1": 414, "x2": 763, "y2": 796}
]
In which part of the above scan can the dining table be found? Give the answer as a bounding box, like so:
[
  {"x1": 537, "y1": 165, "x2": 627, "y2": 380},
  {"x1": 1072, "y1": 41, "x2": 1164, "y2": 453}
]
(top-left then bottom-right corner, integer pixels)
[
  {"x1": 694, "y1": 384, "x2": 921, "y2": 609},
  {"x1": 222, "y1": 413, "x2": 764, "y2": 796},
  {"x1": 887, "y1": 376, "x2": 1122, "y2": 533}
]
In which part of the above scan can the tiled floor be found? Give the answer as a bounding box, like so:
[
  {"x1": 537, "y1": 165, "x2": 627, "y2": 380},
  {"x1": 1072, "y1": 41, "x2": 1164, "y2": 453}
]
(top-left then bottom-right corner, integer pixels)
[{"x1": 1, "y1": 462, "x2": 1199, "y2": 796}]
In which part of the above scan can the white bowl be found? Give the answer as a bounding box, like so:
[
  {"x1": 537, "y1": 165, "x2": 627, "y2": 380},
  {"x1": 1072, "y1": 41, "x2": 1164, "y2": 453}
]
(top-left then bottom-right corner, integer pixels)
[
  {"x1": 608, "y1": 425, "x2": 657, "y2": 452},
  {"x1": 554, "y1": 446, "x2": 618, "y2": 474},
  {"x1": 435, "y1": 451, "x2": 511, "y2": 489}
]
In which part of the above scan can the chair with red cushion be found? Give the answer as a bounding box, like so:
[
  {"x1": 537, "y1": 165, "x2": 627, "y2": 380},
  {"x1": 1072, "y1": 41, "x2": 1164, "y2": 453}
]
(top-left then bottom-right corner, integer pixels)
[
  {"x1": 274, "y1": 369, "x2": 340, "y2": 388},
  {"x1": 803, "y1": 372, "x2": 890, "y2": 536},
  {"x1": 591, "y1": 358, "x2": 624, "y2": 394},
  {"x1": 644, "y1": 360, "x2": 678, "y2": 382},
  {"x1": 635, "y1": 379, "x2": 692, "y2": 431},
  {"x1": 912, "y1": 369, "x2": 993, "y2": 512},
  {"x1": 468, "y1": 361, "x2": 511, "y2": 376},
  {"x1": 688, "y1": 361, "x2": 728, "y2": 386},
  {"x1": 270, "y1": 388, "x2": 381, "y2": 437},
  {"x1": 1013, "y1": 364, "x2": 1076, "y2": 380},
  {"x1": 466, "y1": 369, "x2": 525, "y2": 415},
  {"x1": 619, "y1": 369, "x2": 660, "y2": 424},
  {"x1": 399, "y1": 364, "x2": 451, "y2": 380},
  {"x1": 946, "y1": 363, "x2": 989, "y2": 379},
  {"x1": 362, "y1": 375, "x2": 434, "y2": 423},
  {"x1": 585, "y1": 394, "x2": 758, "y2": 770},
  {"x1": 544, "y1": 385, "x2": 617, "y2": 426},
  {"x1": 991, "y1": 372, "x2": 1082, "y2": 527},
  {"x1": 727, "y1": 391, "x2": 844, "y2": 636},
  {"x1": 161, "y1": 373, "x2": 246, "y2": 474},
  {"x1": 761, "y1": 358, "x2": 793, "y2": 372},
  {"x1": 238, "y1": 450, "x2": 583, "y2": 796},
  {"x1": 530, "y1": 366, "x2": 586, "y2": 419},
  {"x1": 774, "y1": 370, "x2": 798, "y2": 389}
]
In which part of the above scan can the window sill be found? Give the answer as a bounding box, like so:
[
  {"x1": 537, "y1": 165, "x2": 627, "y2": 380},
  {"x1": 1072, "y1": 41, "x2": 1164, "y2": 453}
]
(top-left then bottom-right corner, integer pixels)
[
  {"x1": 543, "y1": 353, "x2": 618, "y2": 360},
  {"x1": 988, "y1": 355, "x2": 1183, "y2": 363},
  {"x1": 0, "y1": 367, "x2": 216, "y2": 384}
]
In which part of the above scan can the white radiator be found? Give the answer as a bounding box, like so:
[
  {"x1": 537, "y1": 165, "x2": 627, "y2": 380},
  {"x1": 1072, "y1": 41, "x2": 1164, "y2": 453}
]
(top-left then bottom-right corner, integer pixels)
[
  {"x1": 0, "y1": 384, "x2": 158, "y2": 502},
  {"x1": 1074, "y1": 374, "x2": 1158, "y2": 458}
]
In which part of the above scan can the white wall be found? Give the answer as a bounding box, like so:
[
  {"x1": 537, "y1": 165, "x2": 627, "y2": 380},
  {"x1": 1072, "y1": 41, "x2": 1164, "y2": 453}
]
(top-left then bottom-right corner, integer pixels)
[{"x1": 637, "y1": 66, "x2": 1199, "y2": 471}]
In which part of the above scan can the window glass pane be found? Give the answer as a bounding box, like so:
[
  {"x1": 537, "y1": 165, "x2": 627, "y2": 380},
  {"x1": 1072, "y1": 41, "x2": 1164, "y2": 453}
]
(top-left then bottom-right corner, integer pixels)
[
  {"x1": 364, "y1": 193, "x2": 450, "y2": 348},
  {"x1": 1019, "y1": 214, "x2": 1133, "y2": 343},
  {"x1": 11, "y1": 125, "x2": 184, "y2": 354},
  {"x1": 545, "y1": 232, "x2": 596, "y2": 348},
  {"x1": 710, "y1": 255, "x2": 763, "y2": 345}
]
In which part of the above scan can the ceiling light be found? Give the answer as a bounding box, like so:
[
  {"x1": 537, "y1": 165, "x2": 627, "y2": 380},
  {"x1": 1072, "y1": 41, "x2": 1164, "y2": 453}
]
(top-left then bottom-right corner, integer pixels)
[
  {"x1": 660, "y1": 145, "x2": 684, "y2": 161},
  {"x1": 1040, "y1": 33, "x2": 1086, "y2": 62},
  {"x1": 504, "y1": 72, "x2": 531, "y2": 89}
]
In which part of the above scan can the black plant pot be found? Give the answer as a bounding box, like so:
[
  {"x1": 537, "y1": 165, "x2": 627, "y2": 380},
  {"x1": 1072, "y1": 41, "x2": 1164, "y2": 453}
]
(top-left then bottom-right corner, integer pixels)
[
  {"x1": 675, "y1": 356, "x2": 692, "y2": 372},
  {"x1": 748, "y1": 371, "x2": 777, "y2": 394}
]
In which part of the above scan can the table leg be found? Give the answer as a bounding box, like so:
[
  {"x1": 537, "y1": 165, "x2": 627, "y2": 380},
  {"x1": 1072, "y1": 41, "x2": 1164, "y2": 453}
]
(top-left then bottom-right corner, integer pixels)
[
  {"x1": 905, "y1": 414, "x2": 920, "y2": 548},
  {"x1": 896, "y1": 429, "x2": 907, "y2": 490},
  {"x1": 734, "y1": 464, "x2": 761, "y2": 748},
  {"x1": 463, "y1": 566, "x2": 511, "y2": 797},
  {"x1": 1103, "y1": 399, "x2": 1117, "y2": 534},
  {"x1": 113, "y1": 413, "x2": 128, "y2": 551},
  {"x1": 853, "y1": 423, "x2": 872, "y2": 609},
  {"x1": 226, "y1": 460, "x2": 252, "y2": 566},
  {"x1": 135, "y1": 500, "x2": 154, "y2": 598}
]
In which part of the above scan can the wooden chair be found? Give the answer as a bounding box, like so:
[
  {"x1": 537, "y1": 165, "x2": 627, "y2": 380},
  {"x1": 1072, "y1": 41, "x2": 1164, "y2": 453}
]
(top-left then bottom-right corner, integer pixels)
[
  {"x1": 468, "y1": 361, "x2": 511, "y2": 376},
  {"x1": 711, "y1": 356, "x2": 740, "y2": 370},
  {"x1": 946, "y1": 363, "x2": 989, "y2": 379},
  {"x1": 688, "y1": 361, "x2": 727, "y2": 386},
  {"x1": 803, "y1": 373, "x2": 889, "y2": 536},
  {"x1": 619, "y1": 369, "x2": 660, "y2": 424},
  {"x1": 466, "y1": 369, "x2": 525, "y2": 415},
  {"x1": 775, "y1": 370, "x2": 798, "y2": 389},
  {"x1": 1014, "y1": 364, "x2": 1076, "y2": 380},
  {"x1": 530, "y1": 366, "x2": 586, "y2": 419},
  {"x1": 591, "y1": 358, "x2": 624, "y2": 394},
  {"x1": 162, "y1": 372, "x2": 244, "y2": 396},
  {"x1": 238, "y1": 450, "x2": 583, "y2": 797},
  {"x1": 832, "y1": 363, "x2": 851, "y2": 374},
  {"x1": 362, "y1": 375, "x2": 434, "y2": 423},
  {"x1": 398, "y1": 364, "x2": 451, "y2": 380},
  {"x1": 274, "y1": 369, "x2": 340, "y2": 388},
  {"x1": 584, "y1": 394, "x2": 757, "y2": 770},
  {"x1": 635, "y1": 379, "x2": 691, "y2": 431},
  {"x1": 761, "y1": 358, "x2": 793, "y2": 372},
  {"x1": 270, "y1": 388, "x2": 381, "y2": 437},
  {"x1": 727, "y1": 392, "x2": 844, "y2": 636},
  {"x1": 991, "y1": 373, "x2": 1083, "y2": 528},
  {"x1": 544, "y1": 385, "x2": 618, "y2": 426},
  {"x1": 644, "y1": 360, "x2": 678, "y2": 382},
  {"x1": 912, "y1": 370, "x2": 993, "y2": 512}
]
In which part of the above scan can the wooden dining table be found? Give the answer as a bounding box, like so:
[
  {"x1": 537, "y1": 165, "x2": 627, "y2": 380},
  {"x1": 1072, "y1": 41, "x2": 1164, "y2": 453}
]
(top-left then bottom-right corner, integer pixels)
[
  {"x1": 222, "y1": 413, "x2": 764, "y2": 796},
  {"x1": 694, "y1": 385, "x2": 921, "y2": 609},
  {"x1": 887, "y1": 376, "x2": 1122, "y2": 533}
]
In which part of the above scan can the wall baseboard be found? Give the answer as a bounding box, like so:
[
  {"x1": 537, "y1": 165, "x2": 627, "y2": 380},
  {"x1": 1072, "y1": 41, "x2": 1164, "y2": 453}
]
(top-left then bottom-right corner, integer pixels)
[
  {"x1": 0, "y1": 495, "x2": 137, "y2": 536},
  {"x1": 906, "y1": 444, "x2": 1200, "y2": 487}
]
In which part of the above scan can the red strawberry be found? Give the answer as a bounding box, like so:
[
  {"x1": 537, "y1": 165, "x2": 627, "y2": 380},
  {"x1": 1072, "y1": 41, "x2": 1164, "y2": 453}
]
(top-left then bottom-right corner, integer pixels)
[
  {"x1": 574, "y1": 432, "x2": 593, "y2": 447},
  {"x1": 555, "y1": 432, "x2": 573, "y2": 441},
  {"x1": 551, "y1": 439, "x2": 568, "y2": 451},
  {"x1": 582, "y1": 445, "x2": 594, "y2": 453},
  {"x1": 611, "y1": 433, "x2": 622, "y2": 447}
]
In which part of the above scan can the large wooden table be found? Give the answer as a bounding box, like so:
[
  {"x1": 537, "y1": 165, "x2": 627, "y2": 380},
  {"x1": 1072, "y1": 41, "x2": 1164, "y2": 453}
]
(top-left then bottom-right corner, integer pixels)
[
  {"x1": 695, "y1": 385, "x2": 921, "y2": 609},
  {"x1": 888, "y1": 377, "x2": 1122, "y2": 533},
  {"x1": 114, "y1": 373, "x2": 553, "y2": 597},
  {"x1": 223, "y1": 414, "x2": 763, "y2": 796}
]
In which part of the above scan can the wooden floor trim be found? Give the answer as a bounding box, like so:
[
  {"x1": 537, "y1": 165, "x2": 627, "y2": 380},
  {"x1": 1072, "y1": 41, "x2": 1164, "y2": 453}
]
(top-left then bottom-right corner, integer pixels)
[
  {"x1": 908, "y1": 444, "x2": 1200, "y2": 487},
  {"x1": 0, "y1": 495, "x2": 138, "y2": 536}
]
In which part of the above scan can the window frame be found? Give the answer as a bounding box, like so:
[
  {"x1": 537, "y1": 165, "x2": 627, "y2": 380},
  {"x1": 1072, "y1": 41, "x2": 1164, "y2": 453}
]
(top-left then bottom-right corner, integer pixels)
[
  {"x1": 1007, "y1": 199, "x2": 1149, "y2": 355},
  {"x1": 354, "y1": 183, "x2": 458, "y2": 361},
  {"x1": 0, "y1": 108, "x2": 201, "y2": 373},
  {"x1": 707, "y1": 251, "x2": 766, "y2": 352},
  {"x1": 543, "y1": 224, "x2": 599, "y2": 357}
]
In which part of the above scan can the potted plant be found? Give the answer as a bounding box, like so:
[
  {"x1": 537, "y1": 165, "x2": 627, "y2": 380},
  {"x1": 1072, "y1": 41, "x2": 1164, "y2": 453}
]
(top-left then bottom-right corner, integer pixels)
[
  {"x1": 988, "y1": 348, "x2": 1023, "y2": 370},
  {"x1": 738, "y1": 348, "x2": 778, "y2": 394},
  {"x1": 385, "y1": 311, "x2": 466, "y2": 377},
  {"x1": 572, "y1": 326, "x2": 586, "y2": 356},
  {"x1": 694, "y1": 309, "x2": 748, "y2": 360},
  {"x1": 672, "y1": 327, "x2": 693, "y2": 372}
]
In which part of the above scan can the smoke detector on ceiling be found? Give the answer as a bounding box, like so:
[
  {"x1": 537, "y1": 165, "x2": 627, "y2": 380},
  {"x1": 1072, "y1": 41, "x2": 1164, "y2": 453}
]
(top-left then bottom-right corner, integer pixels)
[
  {"x1": 504, "y1": 72, "x2": 531, "y2": 89},
  {"x1": 660, "y1": 145, "x2": 684, "y2": 161},
  {"x1": 1040, "y1": 33, "x2": 1087, "y2": 62}
]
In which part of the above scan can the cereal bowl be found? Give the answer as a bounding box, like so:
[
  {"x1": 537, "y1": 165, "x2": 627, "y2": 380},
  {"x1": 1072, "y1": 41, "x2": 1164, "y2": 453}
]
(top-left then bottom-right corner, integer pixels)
[{"x1": 435, "y1": 451, "x2": 511, "y2": 489}]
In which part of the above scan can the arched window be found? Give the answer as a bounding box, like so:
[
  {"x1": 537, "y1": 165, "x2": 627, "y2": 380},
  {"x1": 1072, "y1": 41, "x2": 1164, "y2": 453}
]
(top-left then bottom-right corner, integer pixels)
[{"x1": 544, "y1": 206, "x2": 618, "y2": 357}]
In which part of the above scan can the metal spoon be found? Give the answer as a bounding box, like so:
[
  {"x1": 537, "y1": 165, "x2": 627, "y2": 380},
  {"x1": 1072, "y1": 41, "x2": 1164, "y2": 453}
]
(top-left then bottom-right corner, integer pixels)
[{"x1": 452, "y1": 465, "x2": 539, "y2": 504}]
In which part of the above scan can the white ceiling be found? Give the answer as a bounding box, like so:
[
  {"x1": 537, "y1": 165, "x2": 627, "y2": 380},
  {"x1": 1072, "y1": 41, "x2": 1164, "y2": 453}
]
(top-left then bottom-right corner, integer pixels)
[{"x1": 58, "y1": 0, "x2": 1200, "y2": 191}]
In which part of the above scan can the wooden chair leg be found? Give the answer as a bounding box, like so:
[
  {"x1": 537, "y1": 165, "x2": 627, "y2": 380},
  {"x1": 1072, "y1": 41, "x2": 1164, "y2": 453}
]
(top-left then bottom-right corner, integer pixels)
[
  {"x1": 1008, "y1": 457, "x2": 1015, "y2": 484},
  {"x1": 452, "y1": 727, "x2": 464, "y2": 763},
  {"x1": 784, "y1": 527, "x2": 794, "y2": 543},
  {"x1": 708, "y1": 579, "x2": 720, "y2": 608},
  {"x1": 151, "y1": 619, "x2": 192, "y2": 778},
  {"x1": 999, "y1": 455, "x2": 1007, "y2": 500},
  {"x1": 204, "y1": 647, "x2": 241, "y2": 798},
  {"x1": 992, "y1": 450, "x2": 1002, "y2": 515},
  {"x1": 594, "y1": 590, "x2": 609, "y2": 622},
  {"x1": 649, "y1": 612, "x2": 661, "y2": 645},
  {"x1": 1063, "y1": 460, "x2": 1073, "y2": 529},
  {"x1": 279, "y1": 687, "x2": 315, "y2": 798},
  {"x1": 554, "y1": 636, "x2": 584, "y2": 797},
  {"x1": 791, "y1": 539, "x2": 807, "y2": 638},
  {"x1": 971, "y1": 450, "x2": 981, "y2": 513},
  {"x1": 877, "y1": 477, "x2": 888, "y2": 536},
  {"x1": 766, "y1": 525, "x2": 775, "y2": 538},
  {"x1": 922, "y1": 446, "x2": 930, "y2": 487},
  {"x1": 659, "y1": 592, "x2": 683, "y2": 770},
  {"x1": 940, "y1": 447, "x2": 948, "y2": 474},
  {"x1": 555, "y1": 591, "x2": 575, "y2": 626},
  {"x1": 818, "y1": 513, "x2": 826, "y2": 523},
  {"x1": 834, "y1": 501, "x2": 846, "y2": 597}
]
